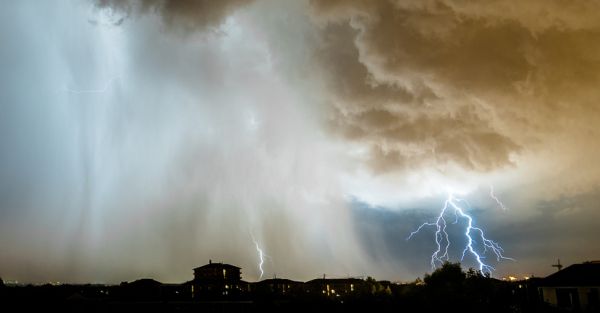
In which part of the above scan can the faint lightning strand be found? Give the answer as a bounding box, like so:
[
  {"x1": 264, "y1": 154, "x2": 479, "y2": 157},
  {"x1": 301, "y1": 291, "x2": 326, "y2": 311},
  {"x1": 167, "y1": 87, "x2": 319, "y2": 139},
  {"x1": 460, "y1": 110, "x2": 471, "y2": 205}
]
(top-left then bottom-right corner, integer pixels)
[
  {"x1": 63, "y1": 77, "x2": 118, "y2": 94},
  {"x1": 489, "y1": 185, "x2": 508, "y2": 211},
  {"x1": 407, "y1": 193, "x2": 514, "y2": 274}
]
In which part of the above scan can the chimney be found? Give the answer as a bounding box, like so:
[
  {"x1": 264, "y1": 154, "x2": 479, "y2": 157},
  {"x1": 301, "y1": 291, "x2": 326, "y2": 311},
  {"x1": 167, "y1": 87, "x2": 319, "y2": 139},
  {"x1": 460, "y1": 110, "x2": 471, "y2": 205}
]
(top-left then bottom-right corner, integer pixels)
[{"x1": 209, "y1": 259, "x2": 212, "y2": 264}]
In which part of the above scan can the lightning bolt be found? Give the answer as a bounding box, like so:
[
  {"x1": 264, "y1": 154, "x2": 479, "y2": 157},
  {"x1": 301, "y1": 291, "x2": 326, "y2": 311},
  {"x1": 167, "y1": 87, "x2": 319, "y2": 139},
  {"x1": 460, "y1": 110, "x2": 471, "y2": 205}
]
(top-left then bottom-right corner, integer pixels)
[
  {"x1": 62, "y1": 77, "x2": 118, "y2": 94},
  {"x1": 489, "y1": 185, "x2": 508, "y2": 211},
  {"x1": 250, "y1": 232, "x2": 268, "y2": 280},
  {"x1": 254, "y1": 241, "x2": 266, "y2": 280},
  {"x1": 407, "y1": 193, "x2": 514, "y2": 274}
]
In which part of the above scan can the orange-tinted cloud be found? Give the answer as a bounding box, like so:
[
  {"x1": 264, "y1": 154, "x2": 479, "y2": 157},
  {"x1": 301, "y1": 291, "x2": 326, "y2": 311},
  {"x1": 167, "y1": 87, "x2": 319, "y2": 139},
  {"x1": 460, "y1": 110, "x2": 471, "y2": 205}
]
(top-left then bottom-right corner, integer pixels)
[{"x1": 310, "y1": 0, "x2": 600, "y2": 182}]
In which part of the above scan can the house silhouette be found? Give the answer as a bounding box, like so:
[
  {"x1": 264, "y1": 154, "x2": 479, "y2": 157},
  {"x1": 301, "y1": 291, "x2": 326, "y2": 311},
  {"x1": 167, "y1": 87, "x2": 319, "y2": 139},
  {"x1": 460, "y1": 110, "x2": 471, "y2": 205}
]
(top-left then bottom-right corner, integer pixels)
[
  {"x1": 191, "y1": 260, "x2": 247, "y2": 299},
  {"x1": 539, "y1": 261, "x2": 600, "y2": 312}
]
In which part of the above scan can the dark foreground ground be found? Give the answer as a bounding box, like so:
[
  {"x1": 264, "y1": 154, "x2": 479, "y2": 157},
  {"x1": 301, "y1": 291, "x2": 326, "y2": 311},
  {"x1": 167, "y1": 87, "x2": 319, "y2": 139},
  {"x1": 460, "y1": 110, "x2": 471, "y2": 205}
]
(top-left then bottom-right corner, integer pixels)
[
  {"x1": 0, "y1": 299, "x2": 564, "y2": 313},
  {"x1": 0, "y1": 262, "x2": 577, "y2": 312},
  {"x1": 0, "y1": 284, "x2": 563, "y2": 313}
]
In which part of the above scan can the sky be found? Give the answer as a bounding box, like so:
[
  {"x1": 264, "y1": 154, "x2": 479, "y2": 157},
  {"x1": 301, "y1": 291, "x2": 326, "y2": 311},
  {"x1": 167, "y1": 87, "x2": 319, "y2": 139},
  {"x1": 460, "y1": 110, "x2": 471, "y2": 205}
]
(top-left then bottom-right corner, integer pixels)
[{"x1": 1, "y1": 0, "x2": 599, "y2": 284}]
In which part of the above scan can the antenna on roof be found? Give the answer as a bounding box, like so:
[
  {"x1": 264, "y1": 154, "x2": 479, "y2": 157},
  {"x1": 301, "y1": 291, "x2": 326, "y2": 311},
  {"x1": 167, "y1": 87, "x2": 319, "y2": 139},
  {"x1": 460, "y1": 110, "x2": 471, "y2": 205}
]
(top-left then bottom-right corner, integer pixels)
[{"x1": 552, "y1": 259, "x2": 563, "y2": 271}]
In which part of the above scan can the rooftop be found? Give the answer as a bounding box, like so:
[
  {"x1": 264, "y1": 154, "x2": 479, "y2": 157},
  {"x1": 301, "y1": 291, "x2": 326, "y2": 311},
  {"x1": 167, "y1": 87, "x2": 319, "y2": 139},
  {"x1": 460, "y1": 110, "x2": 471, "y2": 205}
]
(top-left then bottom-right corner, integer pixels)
[
  {"x1": 305, "y1": 278, "x2": 365, "y2": 284},
  {"x1": 255, "y1": 278, "x2": 302, "y2": 285},
  {"x1": 541, "y1": 261, "x2": 600, "y2": 287},
  {"x1": 193, "y1": 261, "x2": 241, "y2": 271}
]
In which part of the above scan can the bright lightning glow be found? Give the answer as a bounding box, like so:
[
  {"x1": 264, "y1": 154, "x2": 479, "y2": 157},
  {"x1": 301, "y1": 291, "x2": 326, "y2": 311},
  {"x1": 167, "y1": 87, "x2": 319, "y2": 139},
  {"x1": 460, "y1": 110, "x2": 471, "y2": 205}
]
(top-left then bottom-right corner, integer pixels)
[
  {"x1": 489, "y1": 185, "x2": 508, "y2": 211},
  {"x1": 407, "y1": 193, "x2": 514, "y2": 274}
]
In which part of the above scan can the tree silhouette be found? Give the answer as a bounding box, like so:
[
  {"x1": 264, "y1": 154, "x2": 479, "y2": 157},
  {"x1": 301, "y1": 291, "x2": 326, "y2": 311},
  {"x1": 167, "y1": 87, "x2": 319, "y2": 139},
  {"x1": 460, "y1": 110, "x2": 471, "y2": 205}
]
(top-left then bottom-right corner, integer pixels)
[
  {"x1": 423, "y1": 261, "x2": 466, "y2": 288},
  {"x1": 422, "y1": 261, "x2": 466, "y2": 309}
]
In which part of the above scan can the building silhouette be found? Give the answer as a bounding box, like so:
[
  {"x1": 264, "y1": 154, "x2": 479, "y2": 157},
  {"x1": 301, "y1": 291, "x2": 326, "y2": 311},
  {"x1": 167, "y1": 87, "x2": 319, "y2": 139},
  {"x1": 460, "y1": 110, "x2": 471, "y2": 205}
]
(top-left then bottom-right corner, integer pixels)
[
  {"x1": 304, "y1": 278, "x2": 369, "y2": 297},
  {"x1": 4, "y1": 259, "x2": 600, "y2": 312},
  {"x1": 252, "y1": 278, "x2": 303, "y2": 297},
  {"x1": 539, "y1": 261, "x2": 600, "y2": 312},
  {"x1": 191, "y1": 260, "x2": 246, "y2": 299}
]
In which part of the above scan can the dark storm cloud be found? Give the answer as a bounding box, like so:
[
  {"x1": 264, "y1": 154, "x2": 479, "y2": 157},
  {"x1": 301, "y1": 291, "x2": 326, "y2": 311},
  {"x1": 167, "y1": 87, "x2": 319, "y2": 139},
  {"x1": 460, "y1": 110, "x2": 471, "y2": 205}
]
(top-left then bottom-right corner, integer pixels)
[
  {"x1": 95, "y1": 0, "x2": 254, "y2": 31},
  {"x1": 484, "y1": 189, "x2": 600, "y2": 276},
  {"x1": 350, "y1": 198, "x2": 511, "y2": 279},
  {"x1": 309, "y1": 0, "x2": 600, "y2": 181},
  {"x1": 57, "y1": 0, "x2": 600, "y2": 283},
  {"x1": 352, "y1": 188, "x2": 600, "y2": 278},
  {"x1": 2, "y1": 0, "x2": 600, "y2": 285}
]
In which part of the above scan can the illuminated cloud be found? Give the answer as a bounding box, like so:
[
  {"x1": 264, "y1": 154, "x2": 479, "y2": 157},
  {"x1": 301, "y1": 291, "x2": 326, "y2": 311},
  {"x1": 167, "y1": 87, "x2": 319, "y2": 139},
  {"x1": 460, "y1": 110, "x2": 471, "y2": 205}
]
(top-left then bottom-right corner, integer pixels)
[{"x1": 309, "y1": 0, "x2": 600, "y2": 193}]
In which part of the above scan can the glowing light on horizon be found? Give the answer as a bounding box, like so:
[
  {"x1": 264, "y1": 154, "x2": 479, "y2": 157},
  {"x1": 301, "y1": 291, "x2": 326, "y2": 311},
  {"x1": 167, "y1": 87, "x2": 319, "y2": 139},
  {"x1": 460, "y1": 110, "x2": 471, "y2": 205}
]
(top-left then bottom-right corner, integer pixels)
[{"x1": 407, "y1": 192, "x2": 514, "y2": 274}]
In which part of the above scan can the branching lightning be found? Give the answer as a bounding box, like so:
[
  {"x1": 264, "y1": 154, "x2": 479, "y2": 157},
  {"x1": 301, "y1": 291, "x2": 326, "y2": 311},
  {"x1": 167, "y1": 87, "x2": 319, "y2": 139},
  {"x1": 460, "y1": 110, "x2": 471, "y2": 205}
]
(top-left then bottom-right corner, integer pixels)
[
  {"x1": 407, "y1": 193, "x2": 514, "y2": 274},
  {"x1": 489, "y1": 185, "x2": 508, "y2": 211}
]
